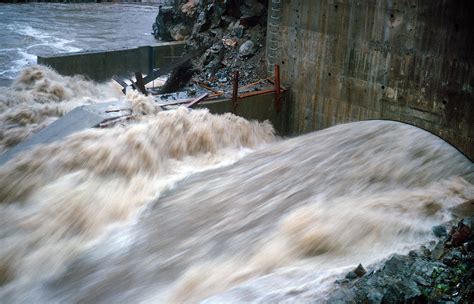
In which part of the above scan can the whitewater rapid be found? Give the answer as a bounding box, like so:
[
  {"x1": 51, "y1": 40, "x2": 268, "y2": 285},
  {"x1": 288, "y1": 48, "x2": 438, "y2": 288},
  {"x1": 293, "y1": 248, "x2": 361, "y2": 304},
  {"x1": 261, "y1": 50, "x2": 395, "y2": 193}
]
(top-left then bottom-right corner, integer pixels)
[{"x1": 0, "y1": 67, "x2": 473, "y2": 303}]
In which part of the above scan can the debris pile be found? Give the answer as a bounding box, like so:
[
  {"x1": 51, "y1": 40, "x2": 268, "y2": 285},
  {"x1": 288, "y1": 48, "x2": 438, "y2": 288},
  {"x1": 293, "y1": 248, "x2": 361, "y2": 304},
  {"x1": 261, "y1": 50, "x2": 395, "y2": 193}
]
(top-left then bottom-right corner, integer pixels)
[
  {"x1": 330, "y1": 200, "x2": 474, "y2": 303},
  {"x1": 152, "y1": 0, "x2": 269, "y2": 96}
]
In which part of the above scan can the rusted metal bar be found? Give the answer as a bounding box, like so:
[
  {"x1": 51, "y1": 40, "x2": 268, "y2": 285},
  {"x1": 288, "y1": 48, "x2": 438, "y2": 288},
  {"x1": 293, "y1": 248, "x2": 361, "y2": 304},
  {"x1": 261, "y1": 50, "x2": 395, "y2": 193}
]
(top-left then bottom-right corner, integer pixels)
[
  {"x1": 238, "y1": 76, "x2": 273, "y2": 91},
  {"x1": 186, "y1": 93, "x2": 209, "y2": 108},
  {"x1": 274, "y1": 64, "x2": 281, "y2": 112},
  {"x1": 238, "y1": 88, "x2": 276, "y2": 99},
  {"x1": 156, "y1": 98, "x2": 195, "y2": 106},
  {"x1": 134, "y1": 72, "x2": 148, "y2": 96},
  {"x1": 232, "y1": 71, "x2": 239, "y2": 112},
  {"x1": 208, "y1": 91, "x2": 225, "y2": 98}
]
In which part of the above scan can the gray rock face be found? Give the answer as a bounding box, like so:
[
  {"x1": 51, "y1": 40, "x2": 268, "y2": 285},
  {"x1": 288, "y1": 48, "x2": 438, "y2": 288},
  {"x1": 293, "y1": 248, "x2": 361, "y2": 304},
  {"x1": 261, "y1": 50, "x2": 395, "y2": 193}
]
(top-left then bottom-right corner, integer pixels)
[
  {"x1": 328, "y1": 218, "x2": 474, "y2": 304},
  {"x1": 432, "y1": 225, "x2": 448, "y2": 238},
  {"x1": 169, "y1": 23, "x2": 192, "y2": 41},
  {"x1": 239, "y1": 40, "x2": 255, "y2": 57}
]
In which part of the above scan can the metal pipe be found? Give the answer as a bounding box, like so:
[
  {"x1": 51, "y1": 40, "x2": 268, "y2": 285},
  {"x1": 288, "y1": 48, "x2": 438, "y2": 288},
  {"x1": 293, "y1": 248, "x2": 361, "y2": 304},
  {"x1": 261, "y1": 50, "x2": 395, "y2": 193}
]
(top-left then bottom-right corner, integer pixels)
[
  {"x1": 274, "y1": 64, "x2": 281, "y2": 112},
  {"x1": 232, "y1": 71, "x2": 239, "y2": 112}
]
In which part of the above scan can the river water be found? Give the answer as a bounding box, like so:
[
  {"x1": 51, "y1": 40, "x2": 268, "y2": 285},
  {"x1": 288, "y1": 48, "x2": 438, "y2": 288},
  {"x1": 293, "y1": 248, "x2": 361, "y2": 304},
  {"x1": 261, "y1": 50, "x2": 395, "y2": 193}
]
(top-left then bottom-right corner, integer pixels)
[
  {"x1": 0, "y1": 4, "x2": 473, "y2": 304},
  {"x1": 0, "y1": 3, "x2": 158, "y2": 86},
  {"x1": 0, "y1": 66, "x2": 473, "y2": 303}
]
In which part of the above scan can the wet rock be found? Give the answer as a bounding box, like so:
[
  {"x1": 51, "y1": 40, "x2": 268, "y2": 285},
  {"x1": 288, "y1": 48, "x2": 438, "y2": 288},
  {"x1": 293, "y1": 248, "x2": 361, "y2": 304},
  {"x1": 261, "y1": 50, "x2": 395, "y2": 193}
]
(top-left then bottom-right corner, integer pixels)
[
  {"x1": 240, "y1": 0, "x2": 265, "y2": 18},
  {"x1": 450, "y1": 199, "x2": 474, "y2": 218},
  {"x1": 169, "y1": 23, "x2": 192, "y2": 41},
  {"x1": 152, "y1": 6, "x2": 176, "y2": 41},
  {"x1": 420, "y1": 245, "x2": 431, "y2": 257},
  {"x1": 353, "y1": 264, "x2": 367, "y2": 277},
  {"x1": 382, "y1": 254, "x2": 411, "y2": 276},
  {"x1": 451, "y1": 222, "x2": 472, "y2": 246},
  {"x1": 367, "y1": 290, "x2": 383, "y2": 303},
  {"x1": 335, "y1": 278, "x2": 350, "y2": 285},
  {"x1": 210, "y1": 41, "x2": 223, "y2": 54},
  {"x1": 431, "y1": 242, "x2": 445, "y2": 259},
  {"x1": 209, "y1": 3, "x2": 224, "y2": 28},
  {"x1": 433, "y1": 225, "x2": 448, "y2": 238},
  {"x1": 152, "y1": 0, "x2": 268, "y2": 92},
  {"x1": 181, "y1": 0, "x2": 197, "y2": 17},
  {"x1": 194, "y1": 10, "x2": 210, "y2": 33},
  {"x1": 442, "y1": 249, "x2": 462, "y2": 266},
  {"x1": 345, "y1": 271, "x2": 358, "y2": 280},
  {"x1": 234, "y1": 26, "x2": 244, "y2": 38},
  {"x1": 330, "y1": 218, "x2": 474, "y2": 304},
  {"x1": 239, "y1": 40, "x2": 256, "y2": 57}
]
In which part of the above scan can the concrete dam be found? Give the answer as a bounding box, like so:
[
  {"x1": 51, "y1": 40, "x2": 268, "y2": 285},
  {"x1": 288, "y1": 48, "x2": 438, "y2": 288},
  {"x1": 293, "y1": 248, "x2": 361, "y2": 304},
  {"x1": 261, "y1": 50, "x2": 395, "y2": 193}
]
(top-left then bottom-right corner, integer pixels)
[{"x1": 266, "y1": 0, "x2": 473, "y2": 159}]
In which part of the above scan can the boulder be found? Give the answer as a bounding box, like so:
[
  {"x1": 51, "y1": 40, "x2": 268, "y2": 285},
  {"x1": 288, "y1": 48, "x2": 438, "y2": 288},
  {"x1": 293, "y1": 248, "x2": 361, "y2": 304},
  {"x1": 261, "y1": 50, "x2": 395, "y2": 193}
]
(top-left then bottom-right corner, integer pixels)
[
  {"x1": 239, "y1": 40, "x2": 256, "y2": 57},
  {"x1": 181, "y1": 0, "x2": 197, "y2": 17},
  {"x1": 169, "y1": 23, "x2": 192, "y2": 41},
  {"x1": 432, "y1": 225, "x2": 448, "y2": 238}
]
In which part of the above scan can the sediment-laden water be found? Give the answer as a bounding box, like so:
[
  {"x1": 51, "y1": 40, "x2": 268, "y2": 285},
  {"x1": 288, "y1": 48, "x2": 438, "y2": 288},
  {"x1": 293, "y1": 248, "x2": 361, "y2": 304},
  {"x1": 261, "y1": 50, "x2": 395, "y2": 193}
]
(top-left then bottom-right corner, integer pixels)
[
  {"x1": 0, "y1": 3, "x2": 158, "y2": 86},
  {"x1": 0, "y1": 66, "x2": 472, "y2": 303}
]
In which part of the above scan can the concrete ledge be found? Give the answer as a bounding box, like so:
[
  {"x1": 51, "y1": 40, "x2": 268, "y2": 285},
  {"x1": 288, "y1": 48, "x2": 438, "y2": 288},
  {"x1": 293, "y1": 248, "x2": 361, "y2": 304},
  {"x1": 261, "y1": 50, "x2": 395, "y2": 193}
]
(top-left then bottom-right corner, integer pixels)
[{"x1": 37, "y1": 42, "x2": 185, "y2": 82}]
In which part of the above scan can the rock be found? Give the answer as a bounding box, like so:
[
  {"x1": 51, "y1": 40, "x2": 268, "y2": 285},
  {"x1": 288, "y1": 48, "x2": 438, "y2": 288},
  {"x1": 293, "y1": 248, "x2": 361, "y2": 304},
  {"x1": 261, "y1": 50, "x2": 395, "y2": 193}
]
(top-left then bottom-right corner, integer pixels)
[
  {"x1": 450, "y1": 199, "x2": 474, "y2": 218},
  {"x1": 152, "y1": 6, "x2": 175, "y2": 41},
  {"x1": 442, "y1": 249, "x2": 462, "y2": 266},
  {"x1": 234, "y1": 26, "x2": 244, "y2": 38},
  {"x1": 181, "y1": 0, "x2": 197, "y2": 17},
  {"x1": 345, "y1": 271, "x2": 358, "y2": 280},
  {"x1": 193, "y1": 10, "x2": 210, "y2": 33},
  {"x1": 335, "y1": 278, "x2": 350, "y2": 284},
  {"x1": 433, "y1": 225, "x2": 448, "y2": 238},
  {"x1": 420, "y1": 245, "x2": 431, "y2": 257},
  {"x1": 451, "y1": 222, "x2": 472, "y2": 246},
  {"x1": 210, "y1": 42, "x2": 223, "y2": 54},
  {"x1": 169, "y1": 23, "x2": 192, "y2": 41},
  {"x1": 431, "y1": 242, "x2": 445, "y2": 260},
  {"x1": 240, "y1": 0, "x2": 265, "y2": 18},
  {"x1": 382, "y1": 283, "x2": 405, "y2": 303},
  {"x1": 367, "y1": 290, "x2": 383, "y2": 303},
  {"x1": 383, "y1": 254, "x2": 411, "y2": 276},
  {"x1": 239, "y1": 40, "x2": 256, "y2": 57},
  {"x1": 209, "y1": 4, "x2": 224, "y2": 28},
  {"x1": 223, "y1": 38, "x2": 238, "y2": 48},
  {"x1": 354, "y1": 264, "x2": 367, "y2": 277}
]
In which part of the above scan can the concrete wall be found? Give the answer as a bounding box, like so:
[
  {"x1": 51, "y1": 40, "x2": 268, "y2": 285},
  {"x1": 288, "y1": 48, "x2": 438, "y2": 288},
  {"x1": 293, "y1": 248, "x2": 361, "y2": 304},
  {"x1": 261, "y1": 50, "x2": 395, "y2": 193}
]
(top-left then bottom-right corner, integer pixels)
[
  {"x1": 267, "y1": 0, "x2": 474, "y2": 159},
  {"x1": 37, "y1": 42, "x2": 185, "y2": 82}
]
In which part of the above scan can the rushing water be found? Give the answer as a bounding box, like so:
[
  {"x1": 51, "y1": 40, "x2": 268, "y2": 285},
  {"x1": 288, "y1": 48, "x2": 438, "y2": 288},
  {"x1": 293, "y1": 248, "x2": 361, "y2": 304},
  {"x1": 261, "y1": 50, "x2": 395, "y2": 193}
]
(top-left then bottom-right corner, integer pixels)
[
  {"x1": 0, "y1": 3, "x2": 158, "y2": 86},
  {"x1": 0, "y1": 6, "x2": 473, "y2": 302},
  {"x1": 0, "y1": 67, "x2": 473, "y2": 303}
]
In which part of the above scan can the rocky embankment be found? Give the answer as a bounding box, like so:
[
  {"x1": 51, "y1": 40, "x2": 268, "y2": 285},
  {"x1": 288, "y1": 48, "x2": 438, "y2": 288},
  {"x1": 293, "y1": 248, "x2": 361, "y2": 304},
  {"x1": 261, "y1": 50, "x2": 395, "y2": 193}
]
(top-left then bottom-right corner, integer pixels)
[
  {"x1": 330, "y1": 200, "x2": 474, "y2": 303},
  {"x1": 152, "y1": 0, "x2": 268, "y2": 93}
]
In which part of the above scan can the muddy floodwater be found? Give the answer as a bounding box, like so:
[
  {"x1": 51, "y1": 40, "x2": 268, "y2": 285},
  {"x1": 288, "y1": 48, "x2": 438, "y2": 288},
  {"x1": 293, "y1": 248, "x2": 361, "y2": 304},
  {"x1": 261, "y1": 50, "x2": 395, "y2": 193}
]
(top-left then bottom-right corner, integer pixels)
[
  {"x1": 0, "y1": 3, "x2": 158, "y2": 86},
  {"x1": 0, "y1": 3, "x2": 473, "y2": 302},
  {"x1": 0, "y1": 66, "x2": 473, "y2": 303}
]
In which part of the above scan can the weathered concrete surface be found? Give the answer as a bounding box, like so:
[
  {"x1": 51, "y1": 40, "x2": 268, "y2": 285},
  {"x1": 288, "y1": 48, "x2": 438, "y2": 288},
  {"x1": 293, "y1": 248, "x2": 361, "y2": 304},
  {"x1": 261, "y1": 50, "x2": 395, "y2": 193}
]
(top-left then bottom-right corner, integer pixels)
[
  {"x1": 0, "y1": 101, "x2": 127, "y2": 166},
  {"x1": 198, "y1": 92, "x2": 289, "y2": 135},
  {"x1": 37, "y1": 42, "x2": 185, "y2": 82},
  {"x1": 267, "y1": 0, "x2": 474, "y2": 159}
]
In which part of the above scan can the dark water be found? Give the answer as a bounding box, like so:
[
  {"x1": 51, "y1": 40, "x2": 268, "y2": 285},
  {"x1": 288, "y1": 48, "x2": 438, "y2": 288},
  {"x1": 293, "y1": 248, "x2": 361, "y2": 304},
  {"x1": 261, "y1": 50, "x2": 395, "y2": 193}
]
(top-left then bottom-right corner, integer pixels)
[{"x1": 0, "y1": 3, "x2": 159, "y2": 86}]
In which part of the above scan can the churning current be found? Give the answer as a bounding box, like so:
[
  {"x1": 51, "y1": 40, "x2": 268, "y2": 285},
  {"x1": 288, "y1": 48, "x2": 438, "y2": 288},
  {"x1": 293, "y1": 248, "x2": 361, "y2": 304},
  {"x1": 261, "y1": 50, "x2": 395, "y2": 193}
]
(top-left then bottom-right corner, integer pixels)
[
  {"x1": 0, "y1": 3, "x2": 158, "y2": 86},
  {"x1": 0, "y1": 67, "x2": 473, "y2": 303},
  {"x1": 0, "y1": 3, "x2": 473, "y2": 302}
]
